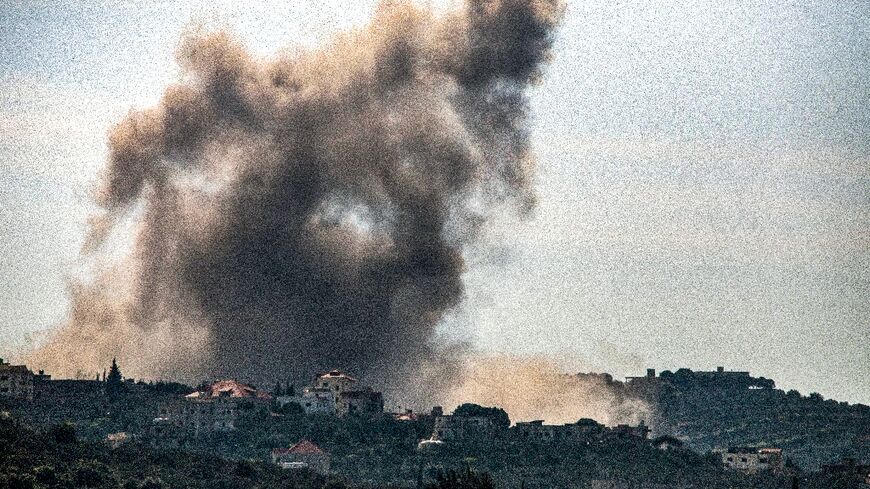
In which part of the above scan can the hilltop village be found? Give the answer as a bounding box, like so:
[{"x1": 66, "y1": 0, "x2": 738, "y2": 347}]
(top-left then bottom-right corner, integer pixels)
[{"x1": 1, "y1": 357, "x2": 868, "y2": 488}]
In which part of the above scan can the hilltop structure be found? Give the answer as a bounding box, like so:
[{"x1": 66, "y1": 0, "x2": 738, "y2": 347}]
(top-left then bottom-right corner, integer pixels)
[
  {"x1": 513, "y1": 418, "x2": 651, "y2": 443},
  {"x1": 0, "y1": 358, "x2": 35, "y2": 400},
  {"x1": 276, "y1": 370, "x2": 383, "y2": 417}
]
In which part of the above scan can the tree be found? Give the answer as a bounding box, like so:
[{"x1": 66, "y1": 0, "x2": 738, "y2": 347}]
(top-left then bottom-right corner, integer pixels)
[
  {"x1": 106, "y1": 358, "x2": 124, "y2": 397},
  {"x1": 50, "y1": 422, "x2": 77, "y2": 444},
  {"x1": 452, "y1": 403, "x2": 510, "y2": 429}
]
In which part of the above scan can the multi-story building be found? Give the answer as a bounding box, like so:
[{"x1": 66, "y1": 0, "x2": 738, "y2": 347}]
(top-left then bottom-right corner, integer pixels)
[
  {"x1": 315, "y1": 370, "x2": 358, "y2": 395},
  {"x1": 720, "y1": 447, "x2": 784, "y2": 474},
  {"x1": 0, "y1": 358, "x2": 35, "y2": 400},
  {"x1": 337, "y1": 388, "x2": 383, "y2": 416},
  {"x1": 277, "y1": 387, "x2": 336, "y2": 415},
  {"x1": 282, "y1": 370, "x2": 383, "y2": 417},
  {"x1": 155, "y1": 380, "x2": 270, "y2": 437}
]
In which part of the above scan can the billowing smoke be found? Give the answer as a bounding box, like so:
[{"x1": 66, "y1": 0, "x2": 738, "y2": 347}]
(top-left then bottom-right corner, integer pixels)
[
  {"x1": 26, "y1": 0, "x2": 564, "y2": 396},
  {"x1": 444, "y1": 356, "x2": 651, "y2": 426}
]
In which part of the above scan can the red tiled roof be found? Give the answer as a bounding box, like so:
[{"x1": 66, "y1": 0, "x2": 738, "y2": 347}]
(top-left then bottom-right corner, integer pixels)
[
  {"x1": 317, "y1": 370, "x2": 357, "y2": 382},
  {"x1": 194, "y1": 380, "x2": 272, "y2": 400},
  {"x1": 273, "y1": 440, "x2": 325, "y2": 455}
]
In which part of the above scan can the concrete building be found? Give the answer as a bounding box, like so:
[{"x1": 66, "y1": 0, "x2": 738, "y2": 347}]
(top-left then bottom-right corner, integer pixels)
[
  {"x1": 721, "y1": 447, "x2": 784, "y2": 474},
  {"x1": 315, "y1": 370, "x2": 358, "y2": 395},
  {"x1": 157, "y1": 397, "x2": 238, "y2": 436},
  {"x1": 155, "y1": 380, "x2": 269, "y2": 437},
  {"x1": 272, "y1": 440, "x2": 330, "y2": 474},
  {"x1": 337, "y1": 388, "x2": 384, "y2": 416},
  {"x1": 282, "y1": 370, "x2": 383, "y2": 417},
  {"x1": 277, "y1": 387, "x2": 336, "y2": 415},
  {"x1": 432, "y1": 414, "x2": 496, "y2": 441},
  {"x1": 0, "y1": 358, "x2": 35, "y2": 400}
]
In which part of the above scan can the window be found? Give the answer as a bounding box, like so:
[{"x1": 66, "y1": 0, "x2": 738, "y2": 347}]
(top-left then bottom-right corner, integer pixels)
[
  {"x1": 0, "y1": 388, "x2": 7, "y2": 393},
  {"x1": 741, "y1": 458, "x2": 747, "y2": 463}
]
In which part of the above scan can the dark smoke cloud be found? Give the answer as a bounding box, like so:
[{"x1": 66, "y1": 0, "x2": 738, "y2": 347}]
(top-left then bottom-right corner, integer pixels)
[{"x1": 27, "y1": 0, "x2": 564, "y2": 396}]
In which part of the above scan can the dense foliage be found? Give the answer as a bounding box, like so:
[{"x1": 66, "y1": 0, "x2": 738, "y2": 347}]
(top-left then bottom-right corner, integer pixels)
[
  {"x1": 626, "y1": 370, "x2": 870, "y2": 469},
  {"x1": 0, "y1": 414, "x2": 353, "y2": 489},
  {"x1": 451, "y1": 405, "x2": 510, "y2": 429}
]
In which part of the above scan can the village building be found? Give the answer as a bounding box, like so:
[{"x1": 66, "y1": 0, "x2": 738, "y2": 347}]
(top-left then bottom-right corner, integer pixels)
[
  {"x1": 0, "y1": 358, "x2": 35, "y2": 400},
  {"x1": 611, "y1": 421, "x2": 651, "y2": 439},
  {"x1": 272, "y1": 440, "x2": 330, "y2": 474},
  {"x1": 315, "y1": 370, "x2": 358, "y2": 394},
  {"x1": 392, "y1": 409, "x2": 421, "y2": 422},
  {"x1": 278, "y1": 370, "x2": 383, "y2": 417},
  {"x1": 431, "y1": 414, "x2": 496, "y2": 441},
  {"x1": 512, "y1": 418, "x2": 650, "y2": 443},
  {"x1": 720, "y1": 447, "x2": 784, "y2": 474},
  {"x1": 156, "y1": 380, "x2": 270, "y2": 437},
  {"x1": 277, "y1": 387, "x2": 336, "y2": 415},
  {"x1": 337, "y1": 388, "x2": 384, "y2": 416}
]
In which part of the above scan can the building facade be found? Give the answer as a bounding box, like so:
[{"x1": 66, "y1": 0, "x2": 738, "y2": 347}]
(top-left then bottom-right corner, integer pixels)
[
  {"x1": 155, "y1": 380, "x2": 269, "y2": 437},
  {"x1": 277, "y1": 387, "x2": 336, "y2": 415},
  {"x1": 432, "y1": 415, "x2": 496, "y2": 441},
  {"x1": 721, "y1": 447, "x2": 784, "y2": 474},
  {"x1": 337, "y1": 388, "x2": 384, "y2": 416},
  {"x1": 0, "y1": 359, "x2": 35, "y2": 400}
]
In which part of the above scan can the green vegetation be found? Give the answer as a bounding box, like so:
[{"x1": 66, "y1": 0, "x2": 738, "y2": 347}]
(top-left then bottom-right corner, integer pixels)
[
  {"x1": 628, "y1": 370, "x2": 870, "y2": 469},
  {"x1": 0, "y1": 414, "x2": 353, "y2": 489},
  {"x1": 452, "y1": 404, "x2": 510, "y2": 429}
]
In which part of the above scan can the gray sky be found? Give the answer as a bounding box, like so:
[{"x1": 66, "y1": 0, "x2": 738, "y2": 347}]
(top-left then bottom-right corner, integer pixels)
[{"x1": 1, "y1": 1, "x2": 868, "y2": 403}]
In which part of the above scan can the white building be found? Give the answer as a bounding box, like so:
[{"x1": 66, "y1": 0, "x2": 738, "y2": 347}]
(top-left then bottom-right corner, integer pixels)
[{"x1": 279, "y1": 370, "x2": 383, "y2": 417}]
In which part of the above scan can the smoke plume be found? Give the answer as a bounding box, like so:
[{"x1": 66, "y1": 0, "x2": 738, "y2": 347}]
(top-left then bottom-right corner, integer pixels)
[
  {"x1": 445, "y1": 356, "x2": 651, "y2": 426},
  {"x1": 26, "y1": 0, "x2": 564, "y2": 395}
]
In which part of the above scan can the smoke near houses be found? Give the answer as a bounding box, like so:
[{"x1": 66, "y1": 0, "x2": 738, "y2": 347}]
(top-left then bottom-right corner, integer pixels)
[{"x1": 26, "y1": 0, "x2": 565, "y2": 401}]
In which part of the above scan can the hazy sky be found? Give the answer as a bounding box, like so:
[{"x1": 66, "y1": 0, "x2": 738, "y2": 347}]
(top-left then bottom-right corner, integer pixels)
[{"x1": 1, "y1": 1, "x2": 868, "y2": 403}]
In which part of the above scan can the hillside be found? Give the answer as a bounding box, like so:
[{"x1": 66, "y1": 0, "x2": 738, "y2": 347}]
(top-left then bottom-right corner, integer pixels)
[{"x1": 623, "y1": 368, "x2": 870, "y2": 469}]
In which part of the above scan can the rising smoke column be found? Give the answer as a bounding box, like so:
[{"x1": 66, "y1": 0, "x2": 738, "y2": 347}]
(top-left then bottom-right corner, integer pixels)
[{"x1": 27, "y1": 0, "x2": 564, "y2": 392}]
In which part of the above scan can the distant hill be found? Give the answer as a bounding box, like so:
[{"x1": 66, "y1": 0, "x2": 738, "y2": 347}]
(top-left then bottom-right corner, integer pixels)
[{"x1": 622, "y1": 368, "x2": 870, "y2": 469}]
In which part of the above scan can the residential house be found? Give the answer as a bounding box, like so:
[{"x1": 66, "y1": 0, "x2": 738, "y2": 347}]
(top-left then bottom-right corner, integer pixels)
[{"x1": 272, "y1": 440, "x2": 330, "y2": 474}]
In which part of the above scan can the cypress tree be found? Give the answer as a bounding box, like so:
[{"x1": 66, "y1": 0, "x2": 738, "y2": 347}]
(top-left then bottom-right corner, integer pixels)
[{"x1": 106, "y1": 358, "x2": 124, "y2": 397}]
